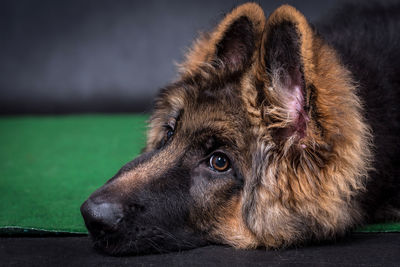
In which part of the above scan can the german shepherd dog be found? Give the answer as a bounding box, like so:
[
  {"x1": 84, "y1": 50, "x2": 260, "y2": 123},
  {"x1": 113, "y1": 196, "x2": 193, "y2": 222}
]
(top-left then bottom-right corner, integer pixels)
[{"x1": 81, "y1": 3, "x2": 400, "y2": 255}]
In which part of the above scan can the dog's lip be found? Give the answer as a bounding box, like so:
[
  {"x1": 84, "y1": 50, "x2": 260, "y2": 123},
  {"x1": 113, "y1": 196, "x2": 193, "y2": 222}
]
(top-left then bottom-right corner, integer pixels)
[
  {"x1": 93, "y1": 238, "x2": 123, "y2": 256},
  {"x1": 89, "y1": 225, "x2": 210, "y2": 256},
  {"x1": 91, "y1": 233, "x2": 160, "y2": 256}
]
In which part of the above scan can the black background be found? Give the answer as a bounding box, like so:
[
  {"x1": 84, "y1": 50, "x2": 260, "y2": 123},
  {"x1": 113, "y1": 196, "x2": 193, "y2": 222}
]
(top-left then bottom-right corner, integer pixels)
[
  {"x1": 1, "y1": 1, "x2": 400, "y2": 265},
  {"x1": 0, "y1": 0, "x2": 343, "y2": 114}
]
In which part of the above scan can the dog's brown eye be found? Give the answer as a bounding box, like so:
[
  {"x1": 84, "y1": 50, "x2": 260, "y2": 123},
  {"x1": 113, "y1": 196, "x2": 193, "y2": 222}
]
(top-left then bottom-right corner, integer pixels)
[{"x1": 210, "y1": 153, "x2": 230, "y2": 172}]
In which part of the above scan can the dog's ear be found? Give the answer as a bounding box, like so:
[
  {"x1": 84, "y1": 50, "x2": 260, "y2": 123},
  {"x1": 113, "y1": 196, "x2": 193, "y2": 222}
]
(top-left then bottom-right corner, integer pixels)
[
  {"x1": 259, "y1": 5, "x2": 318, "y2": 145},
  {"x1": 214, "y1": 15, "x2": 255, "y2": 73},
  {"x1": 242, "y1": 5, "x2": 373, "y2": 248},
  {"x1": 180, "y1": 3, "x2": 265, "y2": 75}
]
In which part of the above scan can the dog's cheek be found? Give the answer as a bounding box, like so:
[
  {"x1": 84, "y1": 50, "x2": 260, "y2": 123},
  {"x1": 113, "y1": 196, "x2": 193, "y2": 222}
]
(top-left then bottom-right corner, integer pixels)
[
  {"x1": 210, "y1": 195, "x2": 259, "y2": 248},
  {"x1": 188, "y1": 168, "x2": 258, "y2": 248}
]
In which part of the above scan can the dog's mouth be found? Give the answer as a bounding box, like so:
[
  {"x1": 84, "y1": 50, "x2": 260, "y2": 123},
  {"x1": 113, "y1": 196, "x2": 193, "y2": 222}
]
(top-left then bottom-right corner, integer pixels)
[
  {"x1": 88, "y1": 224, "x2": 209, "y2": 256},
  {"x1": 81, "y1": 197, "x2": 209, "y2": 255},
  {"x1": 89, "y1": 226, "x2": 165, "y2": 256}
]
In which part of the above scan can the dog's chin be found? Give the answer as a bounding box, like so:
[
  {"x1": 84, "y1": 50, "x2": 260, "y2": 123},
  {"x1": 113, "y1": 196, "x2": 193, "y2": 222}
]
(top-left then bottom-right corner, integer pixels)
[
  {"x1": 91, "y1": 234, "x2": 128, "y2": 256},
  {"x1": 89, "y1": 227, "x2": 209, "y2": 256}
]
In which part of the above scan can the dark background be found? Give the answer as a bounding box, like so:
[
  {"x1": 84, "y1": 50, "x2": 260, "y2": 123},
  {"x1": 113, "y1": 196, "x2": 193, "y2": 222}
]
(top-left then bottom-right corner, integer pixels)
[
  {"x1": 0, "y1": 0, "x2": 348, "y2": 114},
  {"x1": 1, "y1": 2, "x2": 400, "y2": 265}
]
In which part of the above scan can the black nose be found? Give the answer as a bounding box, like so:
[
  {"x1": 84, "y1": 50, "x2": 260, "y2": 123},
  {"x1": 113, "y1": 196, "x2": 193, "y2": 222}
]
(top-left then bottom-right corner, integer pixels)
[{"x1": 80, "y1": 198, "x2": 123, "y2": 235}]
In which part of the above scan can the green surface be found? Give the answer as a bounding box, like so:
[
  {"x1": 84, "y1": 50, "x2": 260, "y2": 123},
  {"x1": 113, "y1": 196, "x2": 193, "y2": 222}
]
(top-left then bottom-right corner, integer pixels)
[
  {"x1": 0, "y1": 115, "x2": 148, "y2": 233},
  {"x1": 0, "y1": 115, "x2": 398, "y2": 234},
  {"x1": 357, "y1": 223, "x2": 400, "y2": 233}
]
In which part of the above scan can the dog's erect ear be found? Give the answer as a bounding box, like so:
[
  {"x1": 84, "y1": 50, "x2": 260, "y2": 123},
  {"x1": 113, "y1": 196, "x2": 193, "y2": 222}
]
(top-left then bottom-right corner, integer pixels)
[
  {"x1": 242, "y1": 5, "x2": 372, "y2": 248},
  {"x1": 215, "y1": 15, "x2": 255, "y2": 73},
  {"x1": 180, "y1": 3, "x2": 265, "y2": 75},
  {"x1": 260, "y1": 5, "x2": 318, "y2": 144}
]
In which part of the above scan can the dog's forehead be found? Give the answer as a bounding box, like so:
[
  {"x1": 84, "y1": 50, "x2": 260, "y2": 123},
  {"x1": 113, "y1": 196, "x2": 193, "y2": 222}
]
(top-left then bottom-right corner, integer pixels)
[
  {"x1": 181, "y1": 83, "x2": 247, "y2": 128},
  {"x1": 154, "y1": 79, "x2": 251, "y2": 148}
]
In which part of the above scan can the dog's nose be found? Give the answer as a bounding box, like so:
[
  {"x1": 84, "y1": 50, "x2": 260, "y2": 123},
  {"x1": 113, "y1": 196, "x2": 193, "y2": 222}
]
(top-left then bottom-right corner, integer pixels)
[{"x1": 80, "y1": 198, "x2": 123, "y2": 235}]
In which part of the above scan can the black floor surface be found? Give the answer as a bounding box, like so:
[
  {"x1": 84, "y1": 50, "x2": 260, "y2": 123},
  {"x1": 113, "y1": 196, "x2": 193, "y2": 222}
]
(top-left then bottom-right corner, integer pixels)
[{"x1": 1, "y1": 233, "x2": 399, "y2": 266}]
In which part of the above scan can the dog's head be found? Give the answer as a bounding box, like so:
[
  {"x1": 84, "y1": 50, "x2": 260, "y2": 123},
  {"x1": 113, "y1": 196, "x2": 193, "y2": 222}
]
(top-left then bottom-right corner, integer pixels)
[{"x1": 81, "y1": 3, "x2": 371, "y2": 255}]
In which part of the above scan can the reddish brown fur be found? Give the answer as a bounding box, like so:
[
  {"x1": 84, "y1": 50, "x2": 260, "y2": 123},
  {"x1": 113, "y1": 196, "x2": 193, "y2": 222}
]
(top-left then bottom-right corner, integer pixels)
[
  {"x1": 148, "y1": 3, "x2": 373, "y2": 249},
  {"x1": 82, "y1": 3, "x2": 378, "y2": 254},
  {"x1": 238, "y1": 5, "x2": 372, "y2": 248}
]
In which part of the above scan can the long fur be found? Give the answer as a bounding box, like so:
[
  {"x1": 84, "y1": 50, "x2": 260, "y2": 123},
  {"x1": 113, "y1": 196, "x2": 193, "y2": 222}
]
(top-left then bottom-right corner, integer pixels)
[{"x1": 82, "y1": 3, "x2": 400, "y2": 255}]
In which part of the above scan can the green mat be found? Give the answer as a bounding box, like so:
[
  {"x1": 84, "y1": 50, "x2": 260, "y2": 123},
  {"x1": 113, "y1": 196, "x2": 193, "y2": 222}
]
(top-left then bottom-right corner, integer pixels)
[
  {"x1": 0, "y1": 115, "x2": 147, "y2": 234},
  {"x1": 0, "y1": 115, "x2": 398, "y2": 235}
]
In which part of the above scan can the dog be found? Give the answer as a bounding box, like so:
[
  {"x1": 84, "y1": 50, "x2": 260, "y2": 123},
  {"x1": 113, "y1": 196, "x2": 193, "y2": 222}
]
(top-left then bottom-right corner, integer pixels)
[{"x1": 81, "y1": 2, "x2": 400, "y2": 255}]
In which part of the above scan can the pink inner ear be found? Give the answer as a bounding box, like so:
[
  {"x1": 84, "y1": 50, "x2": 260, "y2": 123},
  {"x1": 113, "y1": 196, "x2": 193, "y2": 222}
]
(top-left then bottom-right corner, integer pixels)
[
  {"x1": 287, "y1": 85, "x2": 303, "y2": 118},
  {"x1": 286, "y1": 85, "x2": 309, "y2": 139}
]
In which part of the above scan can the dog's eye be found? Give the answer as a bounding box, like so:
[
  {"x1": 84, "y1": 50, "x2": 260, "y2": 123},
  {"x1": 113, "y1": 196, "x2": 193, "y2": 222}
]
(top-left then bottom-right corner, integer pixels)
[
  {"x1": 163, "y1": 118, "x2": 176, "y2": 144},
  {"x1": 158, "y1": 126, "x2": 174, "y2": 148},
  {"x1": 166, "y1": 128, "x2": 174, "y2": 139},
  {"x1": 165, "y1": 127, "x2": 174, "y2": 141},
  {"x1": 209, "y1": 153, "x2": 230, "y2": 172}
]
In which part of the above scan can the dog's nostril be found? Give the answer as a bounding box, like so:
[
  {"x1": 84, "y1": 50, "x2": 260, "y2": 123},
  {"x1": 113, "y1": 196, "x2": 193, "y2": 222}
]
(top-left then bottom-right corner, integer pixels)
[{"x1": 80, "y1": 199, "x2": 123, "y2": 235}]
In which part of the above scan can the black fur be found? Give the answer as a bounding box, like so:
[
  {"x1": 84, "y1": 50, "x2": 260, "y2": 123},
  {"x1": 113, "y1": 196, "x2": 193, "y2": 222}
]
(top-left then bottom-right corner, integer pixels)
[
  {"x1": 264, "y1": 20, "x2": 308, "y2": 139},
  {"x1": 81, "y1": 3, "x2": 400, "y2": 256},
  {"x1": 264, "y1": 20, "x2": 304, "y2": 85},
  {"x1": 317, "y1": 2, "x2": 400, "y2": 221},
  {"x1": 216, "y1": 16, "x2": 255, "y2": 72},
  {"x1": 85, "y1": 151, "x2": 209, "y2": 255}
]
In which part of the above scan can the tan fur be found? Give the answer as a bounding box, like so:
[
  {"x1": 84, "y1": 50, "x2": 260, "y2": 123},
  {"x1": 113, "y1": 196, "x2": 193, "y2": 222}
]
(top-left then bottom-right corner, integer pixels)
[
  {"x1": 146, "y1": 87, "x2": 187, "y2": 151},
  {"x1": 239, "y1": 5, "x2": 373, "y2": 248},
  {"x1": 213, "y1": 195, "x2": 259, "y2": 248},
  {"x1": 115, "y1": 144, "x2": 181, "y2": 189},
  {"x1": 148, "y1": 3, "x2": 373, "y2": 249}
]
